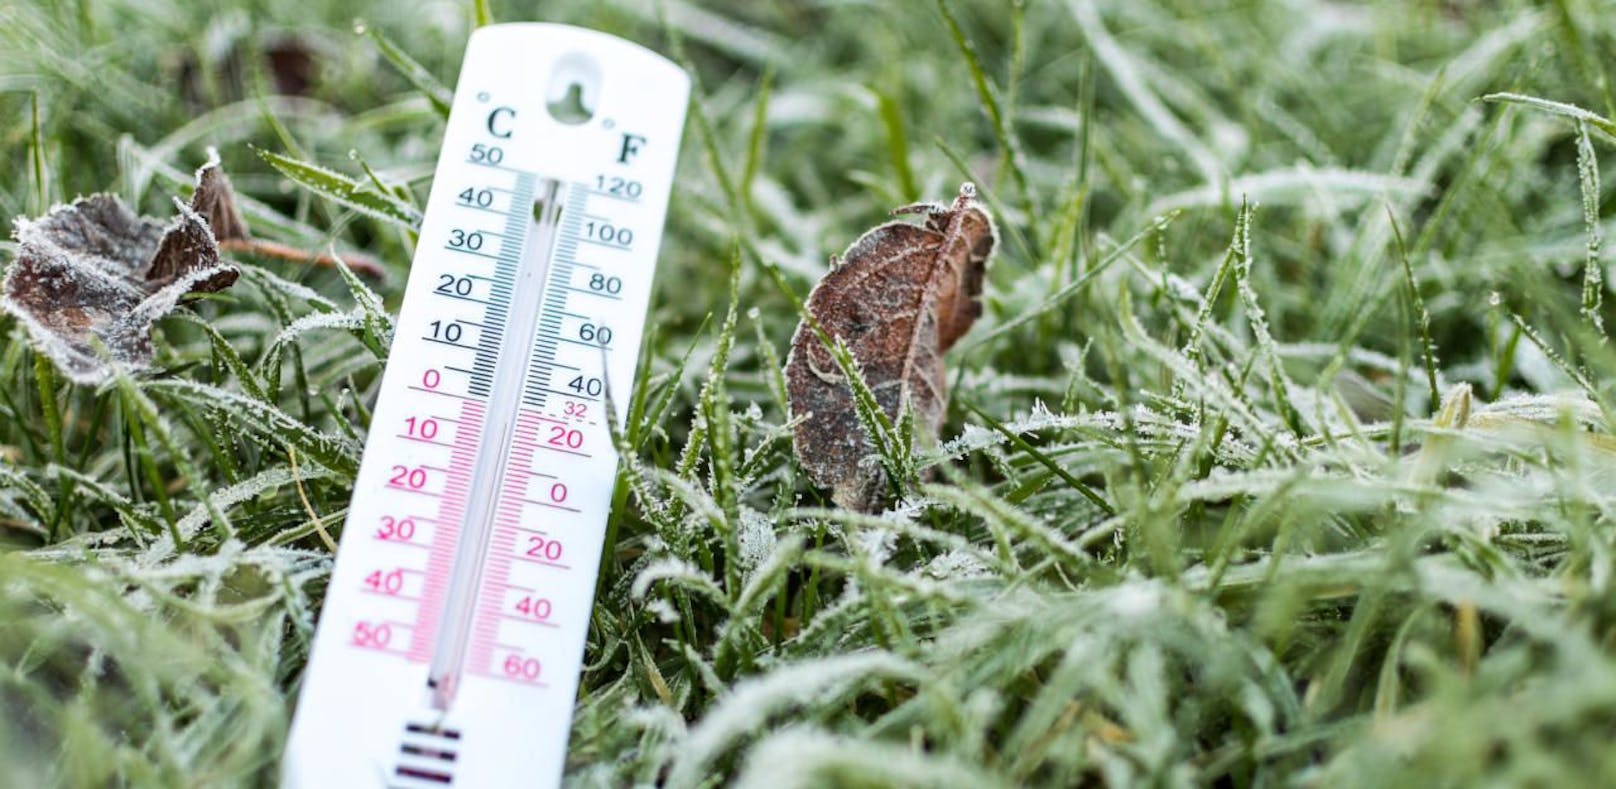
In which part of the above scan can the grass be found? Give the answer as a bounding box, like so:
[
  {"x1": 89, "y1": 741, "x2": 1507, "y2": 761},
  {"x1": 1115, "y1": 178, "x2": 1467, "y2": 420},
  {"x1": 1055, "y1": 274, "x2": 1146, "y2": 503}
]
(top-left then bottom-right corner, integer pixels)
[{"x1": 2, "y1": 0, "x2": 1616, "y2": 785}]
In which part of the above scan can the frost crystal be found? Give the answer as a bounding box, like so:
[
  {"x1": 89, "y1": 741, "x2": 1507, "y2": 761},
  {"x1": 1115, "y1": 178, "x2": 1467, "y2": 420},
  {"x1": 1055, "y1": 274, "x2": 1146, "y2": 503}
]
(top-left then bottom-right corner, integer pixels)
[
  {"x1": 923, "y1": 549, "x2": 990, "y2": 580},
  {"x1": 736, "y1": 506, "x2": 777, "y2": 571},
  {"x1": 646, "y1": 598, "x2": 681, "y2": 624}
]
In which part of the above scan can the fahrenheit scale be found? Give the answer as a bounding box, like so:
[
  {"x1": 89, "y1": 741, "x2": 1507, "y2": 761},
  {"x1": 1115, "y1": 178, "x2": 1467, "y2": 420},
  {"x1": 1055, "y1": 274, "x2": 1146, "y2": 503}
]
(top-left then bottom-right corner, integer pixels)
[{"x1": 282, "y1": 24, "x2": 688, "y2": 788}]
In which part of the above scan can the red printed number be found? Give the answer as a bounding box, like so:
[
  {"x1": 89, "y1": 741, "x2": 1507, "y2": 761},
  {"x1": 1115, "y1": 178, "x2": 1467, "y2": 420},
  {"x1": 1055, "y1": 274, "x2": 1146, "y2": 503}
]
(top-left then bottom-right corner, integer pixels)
[
  {"x1": 390, "y1": 465, "x2": 428, "y2": 489},
  {"x1": 503, "y1": 654, "x2": 542, "y2": 681},
  {"x1": 364, "y1": 569, "x2": 405, "y2": 595},
  {"x1": 376, "y1": 516, "x2": 416, "y2": 542},
  {"x1": 526, "y1": 536, "x2": 563, "y2": 561},
  {"x1": 547, "y1": 426, "x2": 583, "y2": 449},
  {"x1": 405, "y1": 417, "x2": 439, "y2": 439},
  {"x1": 515, "y1": 596, "x2": 553, "y2": 620},
  {"x1": 353, "y1": 622, "x2": 392, "y2": 648}
]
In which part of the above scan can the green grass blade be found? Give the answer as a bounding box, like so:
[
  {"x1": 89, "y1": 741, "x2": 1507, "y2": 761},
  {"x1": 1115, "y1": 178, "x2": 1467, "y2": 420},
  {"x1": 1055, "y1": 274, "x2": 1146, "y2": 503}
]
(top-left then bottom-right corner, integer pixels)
[
  {"x1": 257, "y1": 148, "x2": 424, "y2": 231},
  {"x1": 367, "y1": 27, "x2": 452, "y2": 119}
]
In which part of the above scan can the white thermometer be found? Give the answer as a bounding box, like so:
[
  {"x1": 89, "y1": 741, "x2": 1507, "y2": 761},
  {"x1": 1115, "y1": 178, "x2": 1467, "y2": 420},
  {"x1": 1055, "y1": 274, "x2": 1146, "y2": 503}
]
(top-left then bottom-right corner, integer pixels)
[{"x1": 282, "y1": 23, "x2": 688, "y2": 788}]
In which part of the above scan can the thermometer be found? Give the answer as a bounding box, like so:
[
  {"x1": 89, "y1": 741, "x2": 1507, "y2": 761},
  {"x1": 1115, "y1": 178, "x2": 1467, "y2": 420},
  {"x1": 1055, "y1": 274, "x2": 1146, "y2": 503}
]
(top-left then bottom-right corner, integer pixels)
[{"x1": 282, "y1": 23, "x2": 688, "y2": 788}]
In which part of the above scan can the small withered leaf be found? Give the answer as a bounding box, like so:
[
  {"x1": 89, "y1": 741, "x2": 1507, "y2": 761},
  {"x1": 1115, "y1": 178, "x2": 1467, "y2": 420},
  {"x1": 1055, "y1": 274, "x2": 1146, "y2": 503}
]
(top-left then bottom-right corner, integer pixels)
[
  {"x1": 147, "y1": 201, "x2": 237, "y2": 292},
  {"x1": 190, "y1": 160, "x2": 251, "y2": 243},
  {"x1": 786, "y1": 183, "x2": 995, "y2": 511},
  {"x1": 18, "y1": 194, "x2": 166, "y2": 271},
  {"x1": 1, "y1": 163, "x2": 240, "y2": 384}
]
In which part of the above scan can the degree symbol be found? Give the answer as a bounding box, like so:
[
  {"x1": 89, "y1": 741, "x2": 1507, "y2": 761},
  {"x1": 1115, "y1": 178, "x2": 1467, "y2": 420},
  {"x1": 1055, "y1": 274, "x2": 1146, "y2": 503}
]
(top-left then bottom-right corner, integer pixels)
[{"x1": 476, "y1": 92, "x2": 491, "y2": 102}]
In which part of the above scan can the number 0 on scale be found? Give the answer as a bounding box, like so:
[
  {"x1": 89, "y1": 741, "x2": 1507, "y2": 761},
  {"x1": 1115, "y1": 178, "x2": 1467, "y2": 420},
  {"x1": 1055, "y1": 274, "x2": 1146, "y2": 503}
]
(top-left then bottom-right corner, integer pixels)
[{"x1": 282, "y1": 24, "x2": 689, "y2": 789}]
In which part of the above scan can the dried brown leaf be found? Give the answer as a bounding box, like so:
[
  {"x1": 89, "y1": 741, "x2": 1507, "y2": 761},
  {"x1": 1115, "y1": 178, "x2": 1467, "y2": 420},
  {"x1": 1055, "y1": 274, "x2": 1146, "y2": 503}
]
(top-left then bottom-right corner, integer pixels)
[
  {"x1": 785, "y1": 183, "x2": 995, "y2": 511},
  {"x1": 2, "y1": 169, "x2": 240, "y2": 384},
  {"x1": 190, "y1": 159, "x2": 251, "y2": 243},
  {"x1": 147, "y1": 202, "x2": 237, "y2": 292}
]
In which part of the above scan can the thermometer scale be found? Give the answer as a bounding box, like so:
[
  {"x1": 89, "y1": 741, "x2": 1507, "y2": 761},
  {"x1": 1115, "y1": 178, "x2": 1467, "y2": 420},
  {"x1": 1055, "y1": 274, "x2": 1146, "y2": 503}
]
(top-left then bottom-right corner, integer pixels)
[{"x1": 282, "y1": 24, "x2": 688, "y2": 788}]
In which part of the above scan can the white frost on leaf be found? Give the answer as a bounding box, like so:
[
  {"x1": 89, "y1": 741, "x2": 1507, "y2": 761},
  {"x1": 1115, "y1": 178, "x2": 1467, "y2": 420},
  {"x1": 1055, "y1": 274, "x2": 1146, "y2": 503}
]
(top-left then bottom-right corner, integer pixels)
[
  {"x1": 923, "y1": 549, "x2": 991, "y2": 581},
  {"x1": 665, "y1": 651, "x2": 923, "y2": 789},
  {"x1": 646, "y1": 598, "x2": 681, "y2": 624},
  {"x1": 736, "y1": 506, "x2": 777, "y2": 572},
  {"x1": 2, "y1": 186, "x2": 239, "y2": 384},
  {"x1": 631, "y1": 557, "x2": 723, "y2": 603},
  {"x1": 266, "y1": 308, "x2": 370, "y2": 353},
  {"x1": 148, "y1": 465, "x2": 336, "y2": 561}
]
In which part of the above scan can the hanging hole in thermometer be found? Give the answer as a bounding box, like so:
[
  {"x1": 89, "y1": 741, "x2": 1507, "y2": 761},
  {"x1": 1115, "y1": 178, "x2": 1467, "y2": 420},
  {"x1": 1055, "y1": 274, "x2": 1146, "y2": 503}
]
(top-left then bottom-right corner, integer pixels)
[
  {"x1": 282, "y1": 23, "x2": 688, "y2": 789},
  {"x1": 545, "y1": 52, "x2": 601, "y2": 125}
]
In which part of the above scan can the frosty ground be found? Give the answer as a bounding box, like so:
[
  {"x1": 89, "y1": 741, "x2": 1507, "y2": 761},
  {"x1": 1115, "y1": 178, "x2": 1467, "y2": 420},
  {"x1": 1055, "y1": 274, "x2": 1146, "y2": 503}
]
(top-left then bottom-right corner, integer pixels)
[{"x1": 2, "y1": 1, "x2": 1616, "y2": 786}]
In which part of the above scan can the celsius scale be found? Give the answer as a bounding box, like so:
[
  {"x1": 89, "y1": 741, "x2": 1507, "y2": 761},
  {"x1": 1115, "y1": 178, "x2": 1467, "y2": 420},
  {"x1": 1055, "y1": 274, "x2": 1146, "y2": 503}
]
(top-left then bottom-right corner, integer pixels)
[{"x1": 282, "y1": 23, "x2": 689, "y2": 788}]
